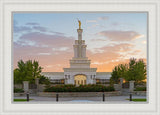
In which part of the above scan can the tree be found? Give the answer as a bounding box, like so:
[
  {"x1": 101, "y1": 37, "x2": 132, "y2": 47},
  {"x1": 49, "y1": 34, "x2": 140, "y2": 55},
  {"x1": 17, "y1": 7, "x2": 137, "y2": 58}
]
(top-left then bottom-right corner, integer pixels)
[
  {"x1": 33, "y1": 60, "x2": 42, "y2": 78},
  {"x1": 110, "y1": 66, "x2": 119, "y2": 84},
  {"x1": 117, "y1": 64, "x2": 128, "y2": 79},
  {"x1": 110, "y1": 64, "x2": 128, "y2": 84},
  {"x1": 38, "y1": 75, "x2": 50, "y2": 85},
  {"x1": 125, "y1": 58, "x2": 146, "y2": 82},
  {"x1": 110, "y1": 58, "x2": 146, "y2": 84},
  {"x1": 14, "y1": 60, "x2": 28, "y2": 84},
  {"x1": 14, "y1": 68, "x2": 23, "y2": 84},
  {"x1": 135, "y1": 59, "x2": 146, "y2": 81},
  {"x1": 14, "y1": 60, "x2": 43, "y2": 84},
  {"x1": 125, "y1": 58, "x2": 137, "y2": 81}
]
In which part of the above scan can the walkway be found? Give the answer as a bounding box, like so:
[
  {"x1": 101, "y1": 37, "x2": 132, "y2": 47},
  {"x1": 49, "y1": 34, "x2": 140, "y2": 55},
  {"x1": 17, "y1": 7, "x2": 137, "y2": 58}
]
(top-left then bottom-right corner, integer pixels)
[{"x1": 13, "y1": 95, "x2": 147, "y2": 103}]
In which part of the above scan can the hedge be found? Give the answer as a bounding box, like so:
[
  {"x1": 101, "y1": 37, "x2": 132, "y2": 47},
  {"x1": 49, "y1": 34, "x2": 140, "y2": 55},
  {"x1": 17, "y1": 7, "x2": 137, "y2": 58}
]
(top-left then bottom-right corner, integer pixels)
[
  {"x1": 134, "y1": 87, "x2": 146, "y2": 91},
  {"x1": 44, "y1": 84, "x2": 115, "y2": 92}
]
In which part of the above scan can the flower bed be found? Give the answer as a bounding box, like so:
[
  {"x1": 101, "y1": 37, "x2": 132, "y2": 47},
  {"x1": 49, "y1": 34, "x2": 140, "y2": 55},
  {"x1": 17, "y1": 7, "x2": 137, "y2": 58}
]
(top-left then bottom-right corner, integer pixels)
[{"x1": 44, "y1": 84, "x2": 115, "y2": 92}]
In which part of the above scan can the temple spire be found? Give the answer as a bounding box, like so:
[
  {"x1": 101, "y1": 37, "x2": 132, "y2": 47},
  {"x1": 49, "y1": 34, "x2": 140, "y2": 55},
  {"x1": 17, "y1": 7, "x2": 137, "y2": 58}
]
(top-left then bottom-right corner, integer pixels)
[{"x1": 77, "y1": 20, "x2": 83, "y2": 41}]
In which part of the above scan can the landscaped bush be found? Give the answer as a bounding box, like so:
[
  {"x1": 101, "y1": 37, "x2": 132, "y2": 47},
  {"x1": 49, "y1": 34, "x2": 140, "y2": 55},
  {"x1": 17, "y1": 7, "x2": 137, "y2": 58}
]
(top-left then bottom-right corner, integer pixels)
[
  {"x1": 134, "y1": 87, "x2": 146, "y2": 91},
  {"x1": 51, "y1": 82, "x2": 64, "y2": 84},
  {"x1": 135, "y1": 81, "x2": 146, "y2": 87},
  {"x1": 44, "y1": 84, "x2": 115, "y2": 92},
  {"x1": 14, "y1": 88, "x2": 24, "y2": 93}
]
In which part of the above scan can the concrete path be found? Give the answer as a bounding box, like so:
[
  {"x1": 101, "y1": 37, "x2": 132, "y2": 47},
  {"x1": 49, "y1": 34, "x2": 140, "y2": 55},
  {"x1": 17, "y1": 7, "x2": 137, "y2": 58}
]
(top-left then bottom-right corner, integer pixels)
[{"x1": 13, "y1": 95, "x2": 147, "y2": 103}]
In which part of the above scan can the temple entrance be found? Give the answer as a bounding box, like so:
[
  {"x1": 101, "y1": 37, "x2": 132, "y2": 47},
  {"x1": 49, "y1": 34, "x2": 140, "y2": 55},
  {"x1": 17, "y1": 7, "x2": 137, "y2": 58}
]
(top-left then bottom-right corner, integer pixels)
[{"x1": 74, "y1": 74, "x2": 86, "y2": 86}]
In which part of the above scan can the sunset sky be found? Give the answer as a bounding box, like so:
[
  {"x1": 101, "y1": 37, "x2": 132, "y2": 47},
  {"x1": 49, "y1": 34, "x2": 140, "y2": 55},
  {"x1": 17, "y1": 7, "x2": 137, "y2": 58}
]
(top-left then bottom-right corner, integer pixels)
[{"x1": 13, "y1": 13, "x2": 147, "y2": 72}]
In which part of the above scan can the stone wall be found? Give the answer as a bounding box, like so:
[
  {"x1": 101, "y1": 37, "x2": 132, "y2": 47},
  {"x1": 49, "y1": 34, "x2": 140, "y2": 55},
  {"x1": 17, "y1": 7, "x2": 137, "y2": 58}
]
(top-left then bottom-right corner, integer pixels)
[
  {"x1": 14, "y1": 84, "x2": 23, "y2": 89},
  {"x1": 132, "y1": 91, "x2": 146, "y2": 96},
  {"x1": 14, "y1": 93, "x2": 25, "y2": 97},
  {"x1": 121, "y1": 89, "x2": 146, "y2": 96},
  {"x1": 37, "y1": 91, "x2": 122, "y2": 97},
  {"x1": 113, "y1": 84, "x2": 121, "y2": 91},
  {"x1": 38, "y1": 84, "x2": 46, "y2": 92}
]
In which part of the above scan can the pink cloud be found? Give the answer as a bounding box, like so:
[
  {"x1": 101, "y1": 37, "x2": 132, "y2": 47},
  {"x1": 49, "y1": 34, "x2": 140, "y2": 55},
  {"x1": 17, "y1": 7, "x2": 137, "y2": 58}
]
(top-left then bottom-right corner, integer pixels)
[
  {"x1": 14, "y1": 32, "x2": 144, "y2": 72},
  {"x1": 14, "y1": 32, "x2": 75, "y2": 71},
  {"x1": 17, "y1": 32, "x2": 74, "y2": 48},
  {"x1": 97, "y1": 30, "x2": 143, "y2": 41},
  {"x1": 33, "y1": 26, "x2": 47, "y2": 32},
  {"x1": 14, "y1": 43, "x2": 73, "y2": 72},
  {"x1": 14, "y1": 41, "x2": 144, "y2": 72}
]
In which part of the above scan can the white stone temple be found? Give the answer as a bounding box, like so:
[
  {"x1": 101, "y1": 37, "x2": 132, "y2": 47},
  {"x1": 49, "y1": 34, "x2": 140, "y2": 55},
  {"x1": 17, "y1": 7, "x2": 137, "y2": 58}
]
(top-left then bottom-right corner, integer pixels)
[{"x1": 42, "y1": 21, "x2": 111, "y2": 85}]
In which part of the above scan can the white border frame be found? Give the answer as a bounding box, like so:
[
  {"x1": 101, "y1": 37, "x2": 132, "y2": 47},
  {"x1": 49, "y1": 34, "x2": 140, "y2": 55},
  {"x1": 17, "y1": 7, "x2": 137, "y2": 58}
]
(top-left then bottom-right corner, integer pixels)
[{"x1": 0, "y1": 0, "x2": 160, "y2": 115}]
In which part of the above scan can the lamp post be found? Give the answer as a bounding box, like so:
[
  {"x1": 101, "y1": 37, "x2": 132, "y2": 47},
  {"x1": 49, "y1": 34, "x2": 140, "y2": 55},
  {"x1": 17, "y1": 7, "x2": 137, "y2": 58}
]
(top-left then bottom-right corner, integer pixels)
[
  {"x1": 103, "y1": 92, "x2": 105, "y2": 102},
  {"x1": 26, "y1": 92, "x2": 29, "y2": 102},
  {"x1": 102, "y1": 86, "x2": 105, "y2": 102},
  {"x1": 56, "y1": 93, "x2": 59, "y2": 102},
  {"x1": 129, "y1": 92, "x2": 132, "y2": 101}
]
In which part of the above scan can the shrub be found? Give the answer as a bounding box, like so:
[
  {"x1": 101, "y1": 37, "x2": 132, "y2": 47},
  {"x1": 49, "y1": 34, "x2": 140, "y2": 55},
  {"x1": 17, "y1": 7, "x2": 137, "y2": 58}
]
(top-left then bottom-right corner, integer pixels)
[
  {"x1": 135, "y1": 81, "x2": 146, "y2": 87},
  {"x1": 44, "y1": 84, "x2": 115, "y2": 92},
  {"x1": 14, "y1": 88, "x2": 24, "y2": 93},
  {"x1": 134, "y1": 87, "x2": 146, "y2": 91}
]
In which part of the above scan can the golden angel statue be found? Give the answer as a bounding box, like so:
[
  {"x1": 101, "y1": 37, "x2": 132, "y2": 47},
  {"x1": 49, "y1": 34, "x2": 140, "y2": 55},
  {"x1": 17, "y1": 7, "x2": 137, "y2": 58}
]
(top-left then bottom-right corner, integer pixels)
[{"x1": 78, "y1": 19, "x2": 81, "y2": 29}]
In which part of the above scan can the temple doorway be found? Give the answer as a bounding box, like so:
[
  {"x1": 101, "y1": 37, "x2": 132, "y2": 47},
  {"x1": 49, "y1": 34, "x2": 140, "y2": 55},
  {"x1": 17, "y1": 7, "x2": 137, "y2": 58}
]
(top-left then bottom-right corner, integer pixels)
[{"x1": 74, "y1": 74, "x2": 86, "y2": 86}]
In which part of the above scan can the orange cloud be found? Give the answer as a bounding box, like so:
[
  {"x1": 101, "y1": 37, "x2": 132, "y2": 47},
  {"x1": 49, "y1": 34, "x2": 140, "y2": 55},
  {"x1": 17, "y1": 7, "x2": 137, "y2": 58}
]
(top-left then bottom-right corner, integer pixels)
[
  {"x1": 14, "y1": 41, "x2": 145, "y2": 72},
  {"x1": 14, "y1": 31, "x2": 145, "y2": 72}
]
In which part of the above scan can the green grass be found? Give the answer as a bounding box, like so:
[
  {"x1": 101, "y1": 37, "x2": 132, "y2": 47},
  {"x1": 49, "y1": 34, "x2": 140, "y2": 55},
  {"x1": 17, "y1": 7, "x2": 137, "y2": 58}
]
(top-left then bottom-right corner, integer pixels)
[
  {"x1": 14, "y1": 99, "x2": 33, "y2": 102},
  {"x1": 126, "y1": 98, "x2": 146, "y2": 102}
]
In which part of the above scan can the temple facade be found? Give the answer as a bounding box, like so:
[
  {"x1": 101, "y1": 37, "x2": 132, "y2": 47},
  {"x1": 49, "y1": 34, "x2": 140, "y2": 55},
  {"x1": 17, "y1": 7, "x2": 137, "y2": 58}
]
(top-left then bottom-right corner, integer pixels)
[
  {"x1": 63, "y1": 28, "x2": 97, "y2": 85},
  {"x1": 42, "y1": 23, "x2": 111, "y2": 85}
]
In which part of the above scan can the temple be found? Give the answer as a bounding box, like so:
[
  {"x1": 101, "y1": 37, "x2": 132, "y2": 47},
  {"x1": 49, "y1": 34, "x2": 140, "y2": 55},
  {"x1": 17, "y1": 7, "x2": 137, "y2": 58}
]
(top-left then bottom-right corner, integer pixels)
[{"x1": 42, "y1": 21, "x2": 111, "y2": 85}]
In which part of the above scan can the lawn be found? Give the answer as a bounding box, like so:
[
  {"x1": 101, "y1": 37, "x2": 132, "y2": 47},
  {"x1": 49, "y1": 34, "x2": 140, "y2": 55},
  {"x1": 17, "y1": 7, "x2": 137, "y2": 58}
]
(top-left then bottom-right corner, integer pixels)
[
  {"x1": 126, "y1": 98, "x2": 146, "y2": 102},
  {"x1": 14, "y1": 99, "x2": 33, "y2": 102}
]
